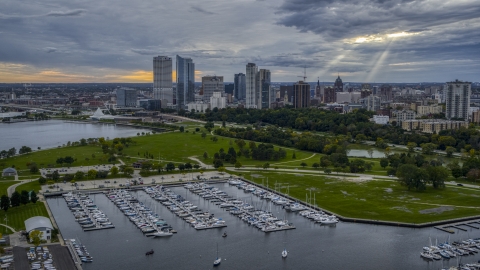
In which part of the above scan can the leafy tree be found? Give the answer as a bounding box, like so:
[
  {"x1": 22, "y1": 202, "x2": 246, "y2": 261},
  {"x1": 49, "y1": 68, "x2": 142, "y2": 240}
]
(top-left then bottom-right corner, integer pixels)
[
  {"x1": 292, "y1": 151, "x2": 296, "y2": 159},
  {"x1": 0, "y1": 195, "x2": 10, "y2": 211},
  {"x1": 80, "y1": 138, "x2": 87, "y2": 146},
  {"x1": 235, "y1": 161, "x2": 242, "y2": 169},
  {"x1": 30, "y1": 230, "x2": 43, "y2": 247},
  {"x1": 30, "y1": 191, "x2": 38, "y2": 204},
  {"x1": 165, "y1": 162, "x2": 176, "y2": 172},
  {"x1": 467, "y1": 169, "x2": 480, "y2": 183},
  {"x1": 217, "y1": 166, "x2": 226, "y2": 174},
  {"x1": 380, "y1": 158, "x2": 389, "y2": 169},
  {"x1": 193, "y1": 164, "x2": 200, "y2": 169},
  {"x1": 407, "y1": 142, "x2": 417, "y2": 153},
  {"x1": 56, "y1": 157, "x2": 64, "y2": 166},
  {"x1": 211, "y1": 136, "x2": 218, "y2": 143},
  {"x1": 445, "y1": 146, "x2": 455, "y2": 158},
  {"x1": 203, "y1": 151, "x2": 209, "y2": 160},
  {"x1": 10, "y1": 191, "x2": 20, "y2": 207},
  {"x1": 19, "y1": 146, "x2": 32, "y2": 154},
  {"x1": 213, "y1": 159, "x2": 223, "y2": 168},
  {"x1": 96, "y1": 170, "x2": 109, "y2": 178},
  {"x1": 324, "y1": 168, "x2": 332, "y2": 174},
  {"x1": 7, "y1": 147, "x2": 16, "y2": 157},
  {"x1": 396, "y1": 164, "x2": 428, "y2": 191},
  {"x1": 312, "y1": 163, "x2": 320, "y2": 169},
  {"x1": 300, "y1": 162, "x2": 307, "y2": 168},
  {"x1": 29, "y1": 163, "x2": 39, "y2": 173},
  {"x1": 75, "y1": 171, "x2": 84, "y2": 180},
  {"x1": 263, "y1": 163, "x2": 270, "y2": 169},
  {"x1": 201, "y1": 132, "x2": 207, "y2": 139},
  {"x1": 110, "y1": 166, "x2": 119, "y2": 176},
  {"x1": 421, "y1": 143, "x2": 437, "y2": 155},
  {"x1": 184, "y1": 163, "x2": 193, "y2": 170},
  {"x1": 355, "y1": 134, "x2": 367, "y2": 143},
  {"x1": 235, "y1": 139, "x2": 246, "y2": 149},
  {"x1": 141, "y1": 161, "x2": 153, "y2": 171},
  {"x1": 179, "y1": 126, "x2": 185, "y2": 132},
  {"x1": 178, "y1": 164, "x2": 185, "y2": 171},
  {"x1": 320, "y1": 156, "x2": 331, "y2": 169},
  {"x1": 63, "y1": 156, "x2": 75, "y2": 165},
  {"x1": 52, "y1": 170, "x2": 60, "y2": 182},
  {"x1": 87, "y1": 169, "x2": 97, "y2": 179},
  {"x1": 426, "y1": 166, "x2": 449, "y2": 189},
  {"x1": 204, "y1": 122, "x2": 214, "y2": 131},
  {"x1": 20, "y1": 190, "x2": 29, "y2": 205},
  {"x1": 38, "y1": 176, "x2": 47, "y2": 185},
  {"x1": 123, "y1": 167, "x2": 134, "y2": 176}
]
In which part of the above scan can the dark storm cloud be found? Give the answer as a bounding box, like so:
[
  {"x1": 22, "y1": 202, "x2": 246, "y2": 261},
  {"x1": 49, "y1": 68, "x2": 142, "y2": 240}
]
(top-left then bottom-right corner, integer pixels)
[{"x1": 276, "y1": 0, "x2": 480, "y2": 39}]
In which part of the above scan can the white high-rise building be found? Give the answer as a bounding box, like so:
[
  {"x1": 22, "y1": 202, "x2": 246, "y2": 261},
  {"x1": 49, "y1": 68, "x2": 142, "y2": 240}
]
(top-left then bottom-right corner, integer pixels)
[
  {"x1": 210, "y1": 92, "x2": 226, "y2": 109},
  {"x1": 446, "y1": 80, "x2": 471, "y2": 120},
  {"x1": 153, "y1": 56, "x2": 173, "y2": 106},
  {"x1": 246, "y1": 63, "x2": 258, "y2": 109}
]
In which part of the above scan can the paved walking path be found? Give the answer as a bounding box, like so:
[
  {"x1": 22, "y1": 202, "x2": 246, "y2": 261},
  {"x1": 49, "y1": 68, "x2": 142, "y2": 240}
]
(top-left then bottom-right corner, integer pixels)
[
  {"x1": 271, "y1": 153, "x2": 317, "y2": 165},
  {"x1": 0, "y1": 223, "x2": 16, "y2": 232},
  {"x1": 7, "y1": 180, "x2": 28, "y2": 197}
]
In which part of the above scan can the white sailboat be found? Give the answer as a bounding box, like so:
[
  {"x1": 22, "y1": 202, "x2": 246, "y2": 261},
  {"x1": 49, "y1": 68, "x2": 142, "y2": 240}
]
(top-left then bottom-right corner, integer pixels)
[
  {"x1": 282, "y1": 248, "x2": 288, "y2": 258},
  {"x1": 213, "y1": 243, "x2": 221, "y2": 266}
]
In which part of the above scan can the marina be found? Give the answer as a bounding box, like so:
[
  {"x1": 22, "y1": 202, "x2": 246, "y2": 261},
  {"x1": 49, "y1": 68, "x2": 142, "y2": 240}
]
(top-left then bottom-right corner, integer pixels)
[
  {"x1": 435, "y1": 220, "x2": 480, "y2": 234},
  {"x1": 144, "y1": 185, "x2": 228, "y2": 230},
  {"x1": 63, "y1": 192, "x2": 115, "y2": 231},
  {"x1": 46, "y1": 183, "x2": 480, "y2": 270},
  {"x1": 185, "y1": 182, "x2": 295, "y2": 232},
  {"x1": 106, "y1": 189, "x2": 175, "y2": 237},
  {"x1": 228, "y1": 179, "x2": 339, "y2": 226}
]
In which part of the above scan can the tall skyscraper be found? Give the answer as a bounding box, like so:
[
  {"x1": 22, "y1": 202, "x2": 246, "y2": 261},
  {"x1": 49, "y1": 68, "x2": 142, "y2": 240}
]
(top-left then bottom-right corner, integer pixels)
[
  {"x1": 234, "y1": 73, "x2": 246, "y2": 100},
  {"x1": 202, "y1": 76, "x2": 224, "y2": 101},
  {"x1": 258, "y1": 69, "x2": 271, "y2": 109},
  {"x1": 246, "y1": 63, "x2": 258, "y2": 108},
  {"x1": 176, "y1": 55, "x2": 195, "y2": 110},
  {"x1": 315, "y1": 80, "x2": 321, "y2": 99},
  {"x1": 446, "y1": 80, "x2": 471, "y2": 120},
  {"x1": 116, "y1": 88, "x2": 137, "y2": 107},
  {"x1": 334, "y1": 75, "x2": 343, "y2": 92},
  {"x1": 153, "y1": 56, "x2": 173, "y2": 106},
  {"x1": 379, "y1": 84, "x2": 393, "y2": 101},
  {"x1": 293, "y1": 81, "x2": 310, "y2": 108},
  {"x1": 323, "y1": 87, "x2": 335, "y2": 103}
]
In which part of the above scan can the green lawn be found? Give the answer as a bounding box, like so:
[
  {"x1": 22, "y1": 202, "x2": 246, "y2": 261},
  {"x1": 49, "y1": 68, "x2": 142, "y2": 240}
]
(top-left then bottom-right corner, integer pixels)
[
  {"x1": 237, "y1": 171, "x2": 480, "y2": 224},
  {"x1": 0, "y1": 145, "x2": 117, "y2": 170},
  {"x1": 15, "y1": 180, "x2": 42, "y2": 193},
  {"x1": 0, "y1": 181, "x2": 16, "y2": 197},
  {"x1": 0, "y1": 203, "x2": 49, "y2": 231},
  {"x1": 123, "y1": 131, "x2": 313, "y2": 166},
  {"x1": 0, "y1": 176, "x2": 14, "y2": 181}
]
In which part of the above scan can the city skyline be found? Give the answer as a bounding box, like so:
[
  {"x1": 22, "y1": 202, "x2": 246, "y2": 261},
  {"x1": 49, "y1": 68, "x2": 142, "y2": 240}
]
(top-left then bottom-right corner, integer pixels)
[{"x1": 0, "y1": 0, "x2": 479, "y2": 83}]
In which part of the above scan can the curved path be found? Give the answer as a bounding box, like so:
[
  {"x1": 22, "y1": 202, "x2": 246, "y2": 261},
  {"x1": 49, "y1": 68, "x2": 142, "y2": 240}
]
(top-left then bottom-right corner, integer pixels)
[
  {"x1": 271, "y1": 153, "x2": 317, "y2": 165},
  {"x1": 0, "y1": 223, "x2": 16, "y2": 233},
  {"x1": 7, "y1": 180, "x2": 28, "y2": 197}
]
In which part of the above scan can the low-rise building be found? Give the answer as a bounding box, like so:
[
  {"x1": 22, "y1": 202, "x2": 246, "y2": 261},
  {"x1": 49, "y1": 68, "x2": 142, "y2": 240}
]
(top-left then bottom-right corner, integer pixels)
[
  {"x1": 417, "y1": 104, "x2": 442, "y2": 117},
  {"x1": 2, "y1": 168, "x2": 17, "y2": 176},
  {"x1": 187, "y1": 102, "x2": 210, "y2": 112},
  {"x1": 402, "y1": 119, "x2": 468, "y2": 134},
  {"x1": 392, "y1": 110, "x2": 416, "y2": 124},
  {"x1": 373, "y1": 115, "x2": 389, "y2": 125},
  {"x1": 25, "y1": 216, "x2": 53, "y2": 241},
  {"x1": 210, "y1": 92, "x2": 226, "y2": 109}
]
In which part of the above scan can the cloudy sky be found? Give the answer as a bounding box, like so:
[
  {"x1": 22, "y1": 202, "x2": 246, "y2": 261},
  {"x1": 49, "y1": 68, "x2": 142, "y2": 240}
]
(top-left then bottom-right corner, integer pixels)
[{"x1": 1, "y1": 0, "x2": 479, "y2": 83}]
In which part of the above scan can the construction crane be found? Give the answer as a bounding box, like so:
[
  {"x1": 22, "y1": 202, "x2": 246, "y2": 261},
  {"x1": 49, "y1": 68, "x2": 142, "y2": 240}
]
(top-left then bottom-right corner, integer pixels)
[{"x1": 297, "y1": 66, "x2": 307, "y2": 82}]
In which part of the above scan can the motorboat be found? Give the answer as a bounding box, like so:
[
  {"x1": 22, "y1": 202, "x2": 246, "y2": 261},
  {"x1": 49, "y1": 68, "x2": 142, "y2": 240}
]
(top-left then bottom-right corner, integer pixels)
[
  {"x1": 282, "y1": 249, "x2": 288, "y2": 258},
  {"x1": 153, "y1": 231, "x2": 173, "y2": 237}
]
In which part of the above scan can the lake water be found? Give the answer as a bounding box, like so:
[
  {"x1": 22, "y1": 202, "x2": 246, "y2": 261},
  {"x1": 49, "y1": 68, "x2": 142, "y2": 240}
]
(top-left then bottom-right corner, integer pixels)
[
  {"x1": 47, "y1": 183, "x2": 480, "y2": 269},
  {"x1": 0, "y1": 120, "x2": 150, "y2": 151},
  {"x1": 347, "y1": 149, "x2": 387, "y2": 158}
]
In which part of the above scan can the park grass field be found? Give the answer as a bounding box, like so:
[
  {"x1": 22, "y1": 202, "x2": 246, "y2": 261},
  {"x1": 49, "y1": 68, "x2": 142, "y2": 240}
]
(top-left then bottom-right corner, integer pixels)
[
  {"x1": 1, "y1": 145, "x2": 117, "y2": 170},
  {"x1": 15, "y1": 180, "x2": 42, "y2": 193},
  {"x1": 122, "y1": 131, "x2": 313, "y2": 166},
  {"x1": 0, "y1": 203, "x2": 49, "y2": 231},
  {"x1": 237, "y1": 171, "x2": 480, "y2": 224},
  {"x1": 0, "y1": 181, "x2": 16, "y2": 197}
]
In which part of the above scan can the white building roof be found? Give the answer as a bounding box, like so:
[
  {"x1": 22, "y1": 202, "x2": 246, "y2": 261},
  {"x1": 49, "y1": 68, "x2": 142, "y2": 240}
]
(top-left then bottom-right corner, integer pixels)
[{"x1": 25, "y1": 216, "x2": 53, "y2": 233}]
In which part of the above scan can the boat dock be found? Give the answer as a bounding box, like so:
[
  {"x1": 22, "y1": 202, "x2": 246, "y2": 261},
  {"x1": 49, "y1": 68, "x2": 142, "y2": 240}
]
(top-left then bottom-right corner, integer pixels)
[
  {"x1": 435, "y1": 220, "x2": 480, "y2": 234},
  {"x1": 184, "y1": 183, "x2": 296, "y2": 233},
  {"x1": 145, "y1": 186, "x2": 227, "y2": 230},
  {"x1": 106, "y1": 190, "x2": 174, "y2": 236},
  {"x1": 63, "y1": 193, "x2": 115, "y2": 231}
]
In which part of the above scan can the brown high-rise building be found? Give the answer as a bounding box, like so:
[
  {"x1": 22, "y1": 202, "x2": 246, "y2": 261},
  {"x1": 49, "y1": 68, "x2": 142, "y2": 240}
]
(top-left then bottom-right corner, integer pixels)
[
  {"x1": 361, "y1": 89, "x2": 372, "y2": 98},
  {"x1": 380, "y1": 85, "x2": 393, "y2": 101},
  {"x1": 323, "y1": 87, "x2": 335, "y2": 103},
  {"x1": 293, "y1": 81, "x2": 310, "y2": 108}
]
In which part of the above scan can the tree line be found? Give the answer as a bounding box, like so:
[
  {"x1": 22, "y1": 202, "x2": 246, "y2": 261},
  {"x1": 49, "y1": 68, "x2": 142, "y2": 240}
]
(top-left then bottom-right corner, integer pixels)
[{"x1": 0, "y1": 190, "x2": 39, "y2": 212}]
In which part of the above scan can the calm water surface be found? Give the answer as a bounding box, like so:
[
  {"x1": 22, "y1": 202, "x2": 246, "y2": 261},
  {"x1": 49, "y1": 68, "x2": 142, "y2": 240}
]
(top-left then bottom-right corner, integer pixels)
[
  {"x1": 47, "y1": 183, "x2": 480, "y2": 269},
  {"x1": 0, "y1": 120, "x2": 149, "y2": 150}
]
